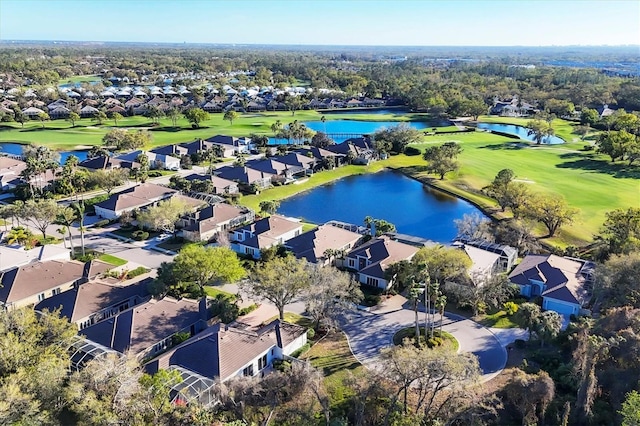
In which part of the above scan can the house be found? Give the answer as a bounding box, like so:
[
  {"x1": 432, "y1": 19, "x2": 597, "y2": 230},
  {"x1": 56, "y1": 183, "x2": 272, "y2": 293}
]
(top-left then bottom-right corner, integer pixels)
[
  {"x1": 285, "y1": 224, "x2": 363, "y2": 265},
  {"x1": 508, "y1": 254, "x2": 595, "y2": 316},
  {"x1": 116, "y1": 150, "x2": 181, "y2": 171},
  {"x1": 150, "y1": 144, "x2": 189, "y2": 158},
  {"x1": 244, "y1": 158, "x2": 305, "y2": 183},
  {"x1": 179, "y1": 203, "x2": 254, "y2": 242},
  {"x1": 79, "y1": 156, "x2": 140, "y2": 172},
  {"x1": 327, "y1": 137, "x2": 376, "y2": 165},
  {"x1": 93, "y1": 183, "x2": 179, "y2": 219},
  {"x1": 230, "y1": 215, "x2": 302, "y2": 259},
  {"x1": 0, "y1": 259, "x2": 112, "y2": 309},
  {"x1": 22, "y1": 106, "x2": 46, "y2": 118},
  {"x1": 82, "y1": 296, "x2": 209, "y2": 359},
  {"x1": 183, "y1": 173, "x2": 239, "y2": 195},
  {"x1": 215, "y1": 166, "x2": 273, "y2": 190},
  {"x1": 273, "y1": 152, "x2": 316, "y2": 174},
  {"x1": 35, "y1": 278, "x2": 151, "y2": 330},
  {"x1": 596, "y1": 104, "x2": 615, "y2": 118},
  {"x1": 206, "y1": 135, "x2": 253, "y2": 157},
  {"x1": 0, "y1": 156, "x2": 27, "y2": 190},
  {"x1": 296, "y1": 147, "x2": 345, "y2": 168},
  {"x1": 490, "y1": 96, "x2": 537, "y2": 117},
  {"x1": 79, "y1": 105, "x2": 99, "y2": 118},
  {"x1": 344, "y1": 236, "x2": 419, "y2": 289},
  {"x1": 179, "y1": 139, "x2": 215, "y2": 156},
  {"x1": 0, "y1": 244, "x2": 70, "y2": 272},
  {"x1": 452, "y1": 239, "x2": 518, "y2": 283},
  {"x1": 146, "y1": 319, "x2": 307, "y2": 384}
]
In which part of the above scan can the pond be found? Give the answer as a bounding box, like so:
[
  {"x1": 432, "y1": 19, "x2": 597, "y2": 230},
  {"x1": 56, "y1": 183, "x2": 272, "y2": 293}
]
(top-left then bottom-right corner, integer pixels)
[
  {"x1": 476, "y1": 122, "x2": 564, "y2": 144},
  {"x1": 269, "y1": 117, "x2": 450, "y2": 145},
  {"x1": 0, "y1": 143, "x2": 89, "y2": 163},
  {"x1": 277, "y1": 169, "x2": 484, "y2": 243},
  {"x1": 320, "y1": 108, "x2": 411, "y2": 115}
]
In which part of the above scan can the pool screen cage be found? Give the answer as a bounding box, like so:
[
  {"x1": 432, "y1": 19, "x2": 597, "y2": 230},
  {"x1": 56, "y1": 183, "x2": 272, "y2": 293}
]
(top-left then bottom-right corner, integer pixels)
[
  {"x1": 167, "y1": 365, "x2": 219, "y2": 408},
  {"x1": 68, "y1": 336, "x2": 120, "y2": 371}
]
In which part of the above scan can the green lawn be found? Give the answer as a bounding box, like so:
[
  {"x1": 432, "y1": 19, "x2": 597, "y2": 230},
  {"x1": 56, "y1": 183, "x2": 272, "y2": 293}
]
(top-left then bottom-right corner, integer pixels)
[
  {"x1": 301, "y1": 331, "x2": 364, "y2": 411},
  {"x1": 400, "y1": 131, "x2": 637, "y2": 246},
  {"x1": 203, "y1": 286, "x2": 237, "y2": 300},
  {"x1": 265, "y1": 312, "x2": 313, "y2": 328},
  {"x1": 97, "y1": 253, "x2": 128, "y2": 267},
  {"x1": 478, "y1": 310, "x2": 520, "y2": 329},
  {"x1": 0, "y1": 110, "x2": 447, "y2": 151},
  {"x1": 239, "y1": 163, "x2": 387, "y2": 213}
]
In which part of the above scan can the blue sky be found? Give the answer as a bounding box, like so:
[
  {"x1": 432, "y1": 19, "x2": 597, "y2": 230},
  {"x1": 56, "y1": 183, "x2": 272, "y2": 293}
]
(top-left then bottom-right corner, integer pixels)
[{"x1": 1, "y1": 0, "x2": 638, "y2": 46}]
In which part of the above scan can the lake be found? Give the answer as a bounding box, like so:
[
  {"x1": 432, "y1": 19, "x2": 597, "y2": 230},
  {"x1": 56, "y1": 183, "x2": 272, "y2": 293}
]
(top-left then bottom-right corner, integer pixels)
[
  {"x1": 277, "y1": 169, "x2": 483, "y2": 243},
  {"x1": 0, "y1": 143, "x2": 89, "y2": 163},
  {"x1": 476, "y1": 122, "x2": 565, "y2": 144},
  {"x1": 269, "y1": 118, "x2": 448, "y2": 144}
]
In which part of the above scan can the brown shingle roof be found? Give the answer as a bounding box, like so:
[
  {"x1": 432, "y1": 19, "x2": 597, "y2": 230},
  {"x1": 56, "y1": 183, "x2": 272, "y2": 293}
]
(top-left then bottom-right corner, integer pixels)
[
  {"x1": 152, "y1": 320, "x2": 306, "y2": 382},
  {"x1": 286, "y1": 224, "x2": 362, "y2": 263},
  {"x1": 0, "y1": 259, "x2": 111, "y2": 305}
]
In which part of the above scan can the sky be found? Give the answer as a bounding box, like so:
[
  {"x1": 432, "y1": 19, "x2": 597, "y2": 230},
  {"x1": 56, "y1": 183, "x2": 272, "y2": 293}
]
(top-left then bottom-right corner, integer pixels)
[{"x1": 0, "y1": 0, "x2": 639, "y2": 46}]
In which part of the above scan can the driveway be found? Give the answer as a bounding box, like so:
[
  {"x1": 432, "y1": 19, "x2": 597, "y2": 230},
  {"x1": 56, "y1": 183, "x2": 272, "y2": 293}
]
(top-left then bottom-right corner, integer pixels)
[{"x1": 341, "y1": 308, "x2": 508, "y2": 382}]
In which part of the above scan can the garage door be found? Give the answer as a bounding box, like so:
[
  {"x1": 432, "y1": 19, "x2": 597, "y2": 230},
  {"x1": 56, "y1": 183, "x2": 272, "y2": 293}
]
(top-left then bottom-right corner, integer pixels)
[{"x1": 544, "y1": 299, "x2": 575, "y2": 316}]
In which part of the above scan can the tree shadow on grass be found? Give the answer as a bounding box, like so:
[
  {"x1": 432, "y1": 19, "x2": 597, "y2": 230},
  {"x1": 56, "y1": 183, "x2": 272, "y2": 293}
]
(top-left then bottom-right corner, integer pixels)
[
  {"x1": 556, "y1": 157, "x2": 640, "y2": 179},
  {"x1": 18, "y1": 127, "x2": 51, "y2": 133},
  {"x1": 477, "y1": 143, "x2": 526, "y2": 151},
  {"x1": 148, "y1": 126, "x2": 185, "y2": 133}
]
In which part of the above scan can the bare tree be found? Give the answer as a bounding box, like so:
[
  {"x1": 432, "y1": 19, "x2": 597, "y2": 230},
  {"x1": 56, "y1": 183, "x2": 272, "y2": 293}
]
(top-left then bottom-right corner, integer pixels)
[{"x1": 304, "y1": 264, "x2": 363, "y2": 330}]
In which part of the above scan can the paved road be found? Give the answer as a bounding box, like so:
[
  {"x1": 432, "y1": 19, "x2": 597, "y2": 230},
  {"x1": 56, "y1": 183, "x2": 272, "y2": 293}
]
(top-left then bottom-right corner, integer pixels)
[{"x1": 341, "y1": 308, "x2": 507, "y2": 382}]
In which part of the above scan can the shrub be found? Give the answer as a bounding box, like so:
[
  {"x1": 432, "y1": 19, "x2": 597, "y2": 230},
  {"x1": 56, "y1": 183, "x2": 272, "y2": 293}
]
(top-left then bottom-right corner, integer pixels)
[
  {"x1": 273, "y1": 359, "x2": 292, "y2": 372},
  {"x1": 426, "y1": 337, "x2": 443, "y2": 348},
  {"x1": 171, "y1": 331, "x2": 191, "y2": 346},
  {"x1": 238, "y1": 304, "x2": 258, "y2": 316},
  {"x1": 290, "y1": 343, "x2": 311, "y2": 358},
  {"x1": 148, "y1": 171, "x2": 163, "y2": 177},
  {"x1": 504, "y1": 301, "x2": 519, "y2": 316},
  {"x1": 93, "y1": 219, "x2": 110, "y2": 228},
  {"x1": 74, "y1": 252, "x2": 96, "y2": 262},
  {"x1": 307, "y1": 328, "x2": 316, "y2": 339},
  {"x1": 209, "y1": 295, "x2": 239, "y2": 323},
  {"x1": 363, "y1": 293, "x2": 381, "y2": 307},
  {"x1": 514, "y1": 339, "x2": 527, "y2": 349},
  {"x1": 582, "y1": 144, "x2": 595, "y2": 151},
  {"x1": 132, "y1": 230, "x2": 149, "y2": 240},
  {"x1": 125, "y1": 266, "x2": 150, "y2": 279}
]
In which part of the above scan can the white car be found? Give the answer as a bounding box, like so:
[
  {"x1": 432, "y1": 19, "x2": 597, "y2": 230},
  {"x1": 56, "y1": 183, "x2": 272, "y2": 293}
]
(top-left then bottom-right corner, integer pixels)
[{"x1": 156, "y1": 233, "x2": 171, "y2": 241}]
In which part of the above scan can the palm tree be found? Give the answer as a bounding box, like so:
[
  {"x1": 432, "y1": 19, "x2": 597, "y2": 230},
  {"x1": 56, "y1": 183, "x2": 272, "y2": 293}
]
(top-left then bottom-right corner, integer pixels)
[
  {"x1": 55, "y1": 207, "x2": 77, "y2": 256},
  {"x1": 436, "y1": 294, "x2": 447, "y2": 335},
  {"x1": 321, "y1": 115, "x2": 327, "y2": 134},
  {"x1": 56, "y1": 226, "x2": 68, "y2": 249},
  {"x1": 72, "y1": 201, "x2": 86, "y2": 257},
  {"x1": 6, "y1": 226, "x2": 33, "y2": 247},
  {"x1": 408, "y1": 281, "x2": 423, "y2": 346},
  {"x1": 270, "y1": 120, "x2": 283, "y2": 137}
]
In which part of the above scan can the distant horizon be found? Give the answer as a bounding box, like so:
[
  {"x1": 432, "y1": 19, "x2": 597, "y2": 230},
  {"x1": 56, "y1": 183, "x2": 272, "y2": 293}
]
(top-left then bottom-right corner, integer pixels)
[
  {"x1": 1, "y1": 39, "x2": 638, "y2": 49},
  {"x1": 1, "y1": 0, "x2": 638, "y2": 47}
]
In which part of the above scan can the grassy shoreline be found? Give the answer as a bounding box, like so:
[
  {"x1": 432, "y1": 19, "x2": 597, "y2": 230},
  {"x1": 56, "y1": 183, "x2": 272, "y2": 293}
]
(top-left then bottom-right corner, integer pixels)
[
  {"x1": 2, "y1": 111, "x2": 633, "y2": 247},
  {"x1": 239, "y1": 128, "x2": 637, "y2": 248}
]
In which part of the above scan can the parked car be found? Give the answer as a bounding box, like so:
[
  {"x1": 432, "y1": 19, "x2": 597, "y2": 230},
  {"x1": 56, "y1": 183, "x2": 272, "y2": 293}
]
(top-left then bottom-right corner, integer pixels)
[{"x1": 156, "y1": 233, "x2": 171, "y2": 241}]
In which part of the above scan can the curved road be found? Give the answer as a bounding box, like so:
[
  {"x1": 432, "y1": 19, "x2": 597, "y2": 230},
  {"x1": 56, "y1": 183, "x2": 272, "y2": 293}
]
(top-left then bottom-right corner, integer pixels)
[{"x1": 341, "y1": 308, "x2": 507, "y2": 382}]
